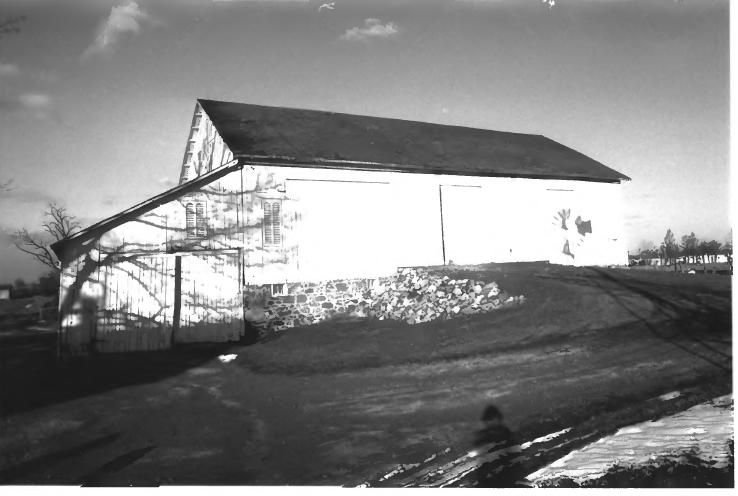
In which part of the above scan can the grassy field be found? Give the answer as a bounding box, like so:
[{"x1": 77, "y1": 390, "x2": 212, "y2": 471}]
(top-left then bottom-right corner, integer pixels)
[
  {"x1": 0, "y1": 262, "x2": 731, "y2": 486},
  {"x1": 239, "y1": 263, "x2": 730, "y2": 374}
]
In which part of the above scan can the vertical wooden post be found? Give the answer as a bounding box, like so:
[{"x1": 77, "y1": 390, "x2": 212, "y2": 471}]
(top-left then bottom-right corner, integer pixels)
[
  {"x1": 438, "y1": 185, "x2": 446, "y2": 266},
  {"x1": 171, "y1": 255, "x2": 182, "y2": 348}
]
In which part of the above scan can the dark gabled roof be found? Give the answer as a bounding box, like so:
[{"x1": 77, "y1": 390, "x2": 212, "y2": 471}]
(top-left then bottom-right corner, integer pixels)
[{"x1": 198, "y1": 99, "x2": 630, "y2": 183}]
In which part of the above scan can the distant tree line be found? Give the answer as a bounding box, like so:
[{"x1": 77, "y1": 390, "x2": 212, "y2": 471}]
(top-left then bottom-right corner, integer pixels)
[
  {"x1": 632, "y1": 229, "x2": 732, "y2": 268},
  {"x1": 10, "y1": 273, "x2": 59, "y2": 299}
]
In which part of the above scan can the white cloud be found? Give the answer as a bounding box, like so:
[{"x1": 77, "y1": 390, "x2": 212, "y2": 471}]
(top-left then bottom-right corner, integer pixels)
[
  {"x1": 341, "y1": 18, "x2": 399, "y2": 42},
  {"x1": 18, "y1": 93, "x2": 51, "y2": 110},
  {"x1": 158, "y1": 177, "x2": 176, "y2": 188},
  {"x1": 0, "y1": 93, "x2": 53, "y2": 119},
  {"x1": 82, "y1": 1, "x2": 156, "y2": 59},
  {"x1": 0, "y1": 62, "x2": 20, "y2": 77}
]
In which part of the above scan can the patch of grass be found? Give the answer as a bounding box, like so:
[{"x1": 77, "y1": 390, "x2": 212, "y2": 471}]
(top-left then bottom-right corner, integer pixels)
[
  {"x1": 236, "y1": 309, "x2": 528, "y2": 375},
  {"x1": 234, "y1": 263, "x2": 731, "y2": 375}
]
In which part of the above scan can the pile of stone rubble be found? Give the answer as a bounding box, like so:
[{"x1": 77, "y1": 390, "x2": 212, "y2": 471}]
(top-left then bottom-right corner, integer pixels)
[{"x1": 362, "y1": 267, "x2": 525, "y2": 324}]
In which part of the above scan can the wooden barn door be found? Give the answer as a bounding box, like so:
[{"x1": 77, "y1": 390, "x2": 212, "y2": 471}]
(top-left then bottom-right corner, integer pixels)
[
  {"x1": 440, "y1": 185, "x2": 498, "y2": 265},
  {"x1": 173, "y1": 251, "x2": 244, "y2": 344},
  {"x1": 94, "y1": 255, "x2": 175, "y2": 353}
]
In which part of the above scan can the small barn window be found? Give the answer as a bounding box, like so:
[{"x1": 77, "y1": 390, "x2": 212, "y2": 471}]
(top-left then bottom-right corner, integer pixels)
[
  {"x1": 270, "y1": 283, "x2": 287, "y2": 296},
  {"x1": 263, "y1": 200, "x2": 282, "y2": 246},
  {"x1": 185, "y1": 202, "x2": 207, "y2": 238}
]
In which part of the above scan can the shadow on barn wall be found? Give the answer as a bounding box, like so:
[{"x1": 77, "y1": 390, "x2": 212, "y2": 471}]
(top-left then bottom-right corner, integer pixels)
[{"x1": 57, "y1": 229, "x2": 250, "y2": 356}]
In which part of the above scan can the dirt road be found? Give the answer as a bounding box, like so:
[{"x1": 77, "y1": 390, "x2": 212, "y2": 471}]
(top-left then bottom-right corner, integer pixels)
[{"x1": 0, "y1": 264, "x2": 731, "y2": 485}]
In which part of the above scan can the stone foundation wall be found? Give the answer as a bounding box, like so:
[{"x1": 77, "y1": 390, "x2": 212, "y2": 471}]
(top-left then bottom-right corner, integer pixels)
[
  {"x1": 243, "y1": 278, "x2": 392, "y2": 333},
  {"x1": 243, "y1": 268, "x2": 525, "y2": 335}
]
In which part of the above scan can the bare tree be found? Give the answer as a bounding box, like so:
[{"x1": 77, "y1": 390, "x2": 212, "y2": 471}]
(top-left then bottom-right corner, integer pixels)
[{"x1": 15, "y1": 203, "x2": 80, "y2": 271}]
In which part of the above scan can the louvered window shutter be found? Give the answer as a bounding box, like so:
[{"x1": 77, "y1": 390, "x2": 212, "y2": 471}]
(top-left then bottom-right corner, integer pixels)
[
  {"x1": 264, "y1": 201, "x2": 273, "y2": 245},
  {"x1": 263, "y1": 200, "x2": 282, "y2": 246},
  {"x1": 185, "y1": 203, "x2": 195, "y2": 237},
  {"x1": 196, "y1": 203, "x2": 206, "y2": 237},
  {"x1": 272, "y1": 202, "x2": 281, "y2": 245}
]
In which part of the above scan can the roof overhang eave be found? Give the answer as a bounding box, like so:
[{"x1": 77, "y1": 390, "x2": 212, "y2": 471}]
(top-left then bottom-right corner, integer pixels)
[
  {"x1": 51, "y1": 159, "x2": 244, "y2": 259},
  {"x1": 235, "y1": 154, "x2": 628, "y2": 184}
]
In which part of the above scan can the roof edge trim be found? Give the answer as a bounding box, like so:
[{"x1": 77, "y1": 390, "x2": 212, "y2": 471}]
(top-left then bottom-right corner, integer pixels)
[{"x1": 237, "y1": 155, "x2": 629, "y2": 183}]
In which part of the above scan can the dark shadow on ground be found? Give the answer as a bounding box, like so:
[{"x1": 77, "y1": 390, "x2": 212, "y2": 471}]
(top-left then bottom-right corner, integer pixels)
[
  {"x1": 0, "y1": 433, "x2": 121, "y2": 483},
  {"x1": 585, "y1": 268, "x2": 731, "y2": 372},
  {"x1": 79, "y1": 446, "x2": 157, "y2": 486},
  {"x1": 0, "y1": 331, "x2": 253, "y2": 417},
  {"x1": 472, "y1": 405, "x2": 528, "y2": 488}
]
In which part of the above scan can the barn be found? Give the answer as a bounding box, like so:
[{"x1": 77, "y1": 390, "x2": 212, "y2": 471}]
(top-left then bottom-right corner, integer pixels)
[{"x1": 51, "y1": 99, "x2": 630, "y2": 355}]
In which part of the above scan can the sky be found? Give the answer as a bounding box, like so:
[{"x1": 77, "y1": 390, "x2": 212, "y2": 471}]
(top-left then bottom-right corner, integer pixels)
[{"x1": 0, "y1": 0, "x2": 730, "y2": 281}]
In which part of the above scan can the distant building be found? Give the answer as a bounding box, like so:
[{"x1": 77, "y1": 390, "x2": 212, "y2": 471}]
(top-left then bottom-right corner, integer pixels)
[
  {"x1": 0, "y1": 285, "x2": 12, "y2": 300},
  {"x1": 51, "y1": 99, "x2": 631, "y2": 355}
]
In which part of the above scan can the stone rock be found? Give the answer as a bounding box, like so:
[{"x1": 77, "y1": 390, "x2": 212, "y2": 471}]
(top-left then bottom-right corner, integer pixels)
[{"x1": 256, "y1": 268, "x2": 525, "y2": 334}]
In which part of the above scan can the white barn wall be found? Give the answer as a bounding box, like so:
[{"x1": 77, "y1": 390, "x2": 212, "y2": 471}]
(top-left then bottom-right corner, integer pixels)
[{"x1": 246, "y1": 164, "x2": 627, "y2": 285}]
